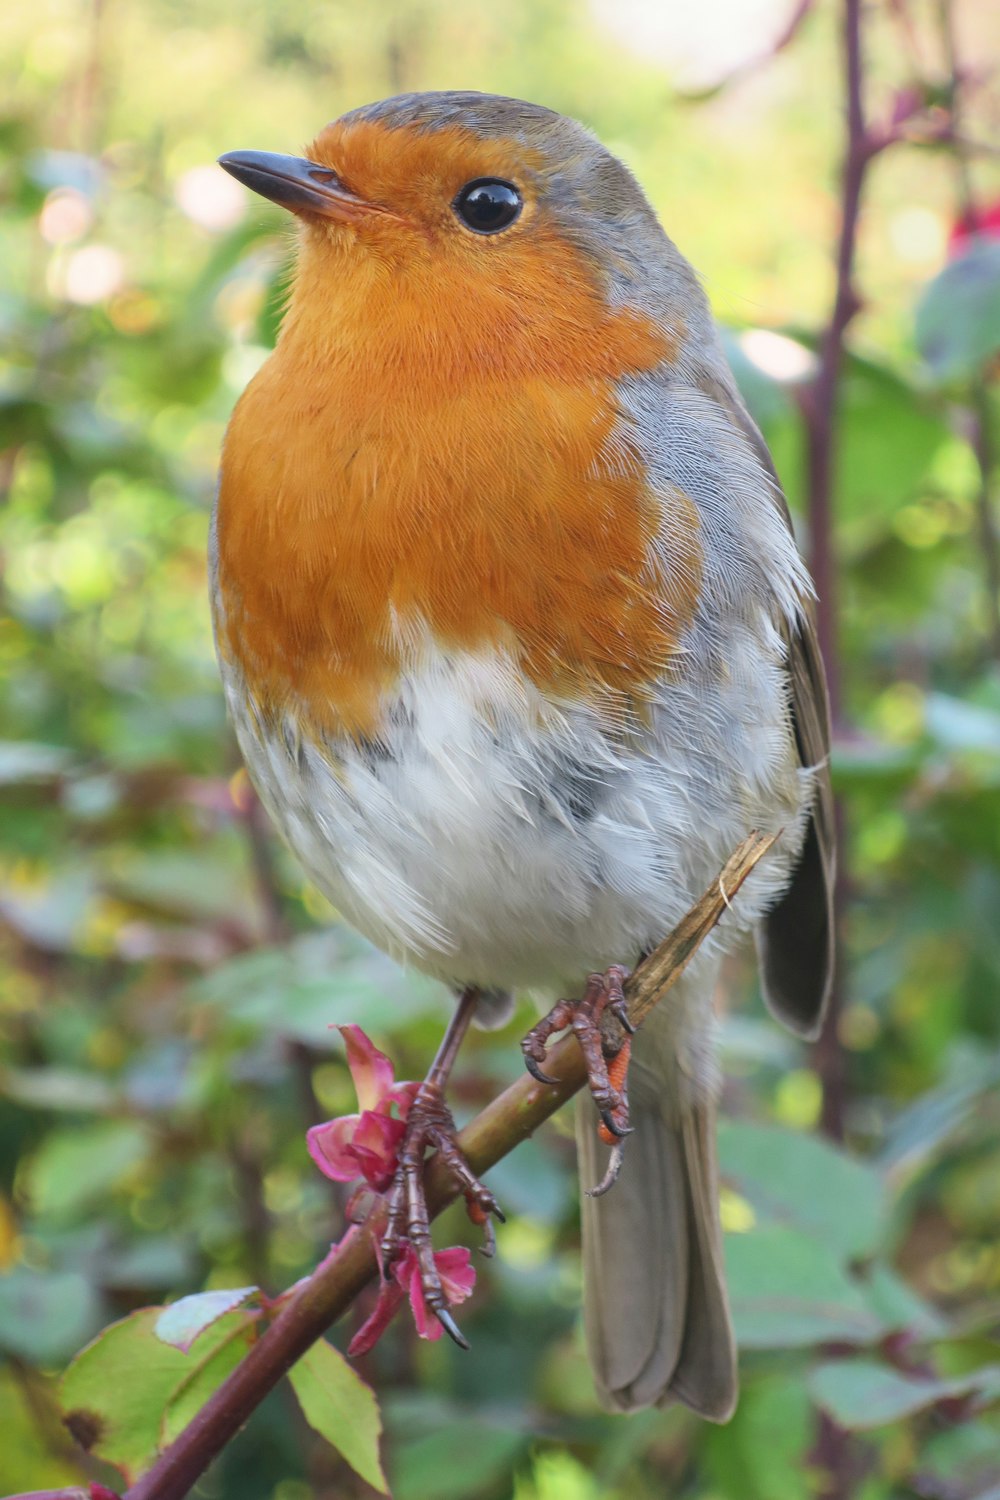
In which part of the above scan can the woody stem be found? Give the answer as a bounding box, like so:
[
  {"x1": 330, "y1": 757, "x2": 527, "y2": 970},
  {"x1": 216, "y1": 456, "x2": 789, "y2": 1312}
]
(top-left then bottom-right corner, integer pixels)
[{"x1": 123, "y1": 833, "x2": 775, "y2": 1500}]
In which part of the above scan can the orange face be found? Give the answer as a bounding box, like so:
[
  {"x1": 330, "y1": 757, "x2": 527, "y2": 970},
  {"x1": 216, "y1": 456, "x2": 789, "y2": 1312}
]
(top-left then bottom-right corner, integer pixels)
[{"x1": 215, "y1": 116, "x2": 701, "y2": 739}]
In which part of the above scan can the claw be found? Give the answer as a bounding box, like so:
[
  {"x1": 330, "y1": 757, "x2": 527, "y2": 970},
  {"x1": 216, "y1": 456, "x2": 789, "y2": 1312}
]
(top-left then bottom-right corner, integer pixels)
[
  {"x1": 610, "y1": 1001, "x2": 637, "y2": 1035},
  {"x1": 599, "y1": 1107, "x2": 634, "y2": 1140},
  {"x1": 587, "y1": 1142, "x2": 626, "y2": 1198},
  {"x1": 523, "y1": 1054, "x2": 558, "y2": 1086},
  {"x1": 434, "y1": 1305, "x2": 470, "y2": 1349}
]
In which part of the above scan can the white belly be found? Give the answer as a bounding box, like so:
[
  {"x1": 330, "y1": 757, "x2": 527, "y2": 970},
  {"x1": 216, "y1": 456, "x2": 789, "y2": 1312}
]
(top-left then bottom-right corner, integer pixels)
[{"x1": 222, "y1": 606, "x2": 811, "y2": 997}]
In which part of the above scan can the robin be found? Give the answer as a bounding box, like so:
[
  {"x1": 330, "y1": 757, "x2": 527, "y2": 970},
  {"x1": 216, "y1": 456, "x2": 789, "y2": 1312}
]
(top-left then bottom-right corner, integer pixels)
[{"x1": 213, "y1": 91, "x2": 834, "y2": 1421}]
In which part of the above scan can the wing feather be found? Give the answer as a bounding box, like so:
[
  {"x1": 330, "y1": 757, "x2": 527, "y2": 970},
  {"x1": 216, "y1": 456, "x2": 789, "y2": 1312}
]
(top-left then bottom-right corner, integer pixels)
[{"x1": 697, "y1": 371, "x2": 835, "y2": 1036}]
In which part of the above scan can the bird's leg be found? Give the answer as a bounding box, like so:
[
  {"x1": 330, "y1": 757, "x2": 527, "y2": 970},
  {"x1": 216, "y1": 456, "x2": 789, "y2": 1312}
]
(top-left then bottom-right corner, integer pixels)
[
  {"x1": 521, "y1": 965, "x2": 636, "y2": 1193},
  {"x1": 380, "y1": 986, "x2": 503, "y2": 1348}
]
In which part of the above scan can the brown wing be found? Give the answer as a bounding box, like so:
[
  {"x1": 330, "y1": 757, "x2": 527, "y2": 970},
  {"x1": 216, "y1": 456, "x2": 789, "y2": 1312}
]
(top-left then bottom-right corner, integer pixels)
[{"x1": 699, "y1": 372, "x2": 836, "y2": 1038}]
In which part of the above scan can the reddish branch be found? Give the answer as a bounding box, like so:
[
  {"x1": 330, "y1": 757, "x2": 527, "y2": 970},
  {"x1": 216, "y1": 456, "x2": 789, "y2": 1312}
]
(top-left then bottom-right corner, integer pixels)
[{"x1": 116, "y1": 833, "x2": 775, "y2": 1500}]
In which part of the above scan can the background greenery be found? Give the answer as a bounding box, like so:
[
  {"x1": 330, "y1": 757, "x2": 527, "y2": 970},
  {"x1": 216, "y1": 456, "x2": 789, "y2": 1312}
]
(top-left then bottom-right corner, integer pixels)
[{"x1": 2, "y1": 1, "x2": 1000, "y2": 1496}]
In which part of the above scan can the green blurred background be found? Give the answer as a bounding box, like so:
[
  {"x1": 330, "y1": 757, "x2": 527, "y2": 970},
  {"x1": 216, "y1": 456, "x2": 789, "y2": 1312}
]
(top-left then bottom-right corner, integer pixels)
[{"x1": 3, "y1": 1, "x2": 1000, "y2": 1496}]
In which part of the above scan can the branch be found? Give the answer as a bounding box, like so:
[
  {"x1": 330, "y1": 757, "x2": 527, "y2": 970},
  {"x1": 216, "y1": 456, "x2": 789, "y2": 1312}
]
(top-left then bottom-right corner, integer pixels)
[{"x1": 123, "y1": 831, "x2": 777, "y2": 1500}]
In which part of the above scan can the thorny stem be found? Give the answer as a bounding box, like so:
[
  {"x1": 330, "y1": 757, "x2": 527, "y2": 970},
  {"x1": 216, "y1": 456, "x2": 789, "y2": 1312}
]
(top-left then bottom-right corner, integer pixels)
[
  {"x1": 804, "y1": 0, "x2": 873, "y2": 1161},
  {"x1": 804, "y1": 1, "x2": 871, "y2": 1487},
  {"x1": 120, "y1": 833, "x2": 776, "y2": 1500}
]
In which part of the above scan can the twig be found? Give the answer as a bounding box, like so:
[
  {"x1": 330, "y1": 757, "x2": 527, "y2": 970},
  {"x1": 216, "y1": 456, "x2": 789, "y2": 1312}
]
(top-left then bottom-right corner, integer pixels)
[{"x1": 123, "y1": 831, "x2": 777, "y2": 1500}]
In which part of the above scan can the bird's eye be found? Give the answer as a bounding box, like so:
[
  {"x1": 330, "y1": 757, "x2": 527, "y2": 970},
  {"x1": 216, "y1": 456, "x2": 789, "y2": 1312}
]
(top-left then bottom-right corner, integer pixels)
[{"x1": 453, "y1": 179, "x2": 522, "y2": 234}]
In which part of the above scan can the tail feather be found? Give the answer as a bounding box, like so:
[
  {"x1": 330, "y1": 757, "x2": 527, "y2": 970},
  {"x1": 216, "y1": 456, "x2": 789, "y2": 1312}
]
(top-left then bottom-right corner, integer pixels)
[{"x1": 577, "y1": 1037, "x2": 737, "y2": 1419}]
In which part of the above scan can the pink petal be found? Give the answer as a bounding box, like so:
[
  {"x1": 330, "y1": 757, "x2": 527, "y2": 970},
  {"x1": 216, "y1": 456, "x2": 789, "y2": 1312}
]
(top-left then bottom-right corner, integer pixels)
[
  {"x1": 306, "y1": 1115, "x2": 362, "y2": 1182},
  {"x1": 385, "y1": 1079, "x2": 421, "y2": 1121},
  {"x1": 350, "y1": 1109, "x2": 408, "y2": 1192},
  {"x1": 435, "y1": 1246, "x2": 477, "y2": 1304},
  {"x1": 337, "y1": 1025, "x2": 396, "y2": 1112},
  {"x1": 394, "y1": 1249, "x2": 440, "y2": 1341},
  {"x1": 348, "y1": 1280, "x2": 406, "y2": 1356},
  {"x1": 391, "y1": 1244, "x2": 476, "y2": 1342}
]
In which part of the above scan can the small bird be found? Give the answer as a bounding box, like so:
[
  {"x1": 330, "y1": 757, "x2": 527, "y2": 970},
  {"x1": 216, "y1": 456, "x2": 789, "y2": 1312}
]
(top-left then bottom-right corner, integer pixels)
[{"x1": 213, "y1": 91, "x2": 834, "y2": 1421}]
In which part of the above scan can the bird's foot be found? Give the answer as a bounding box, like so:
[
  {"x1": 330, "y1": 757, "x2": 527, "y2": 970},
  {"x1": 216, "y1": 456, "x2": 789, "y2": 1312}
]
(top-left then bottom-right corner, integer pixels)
[
  {"x1": 520, "y1": 965, "x2": 635, "y2": 1197},
  {"x1": 380, "y1": 1080, "x2": 504, "y2": 1348}
]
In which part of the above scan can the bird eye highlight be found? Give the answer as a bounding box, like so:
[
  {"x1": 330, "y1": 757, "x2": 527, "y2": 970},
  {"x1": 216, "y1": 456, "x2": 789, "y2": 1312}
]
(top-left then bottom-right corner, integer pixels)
[{"x1": 453, "y1": 179, "x2": 522, "y2": 234}]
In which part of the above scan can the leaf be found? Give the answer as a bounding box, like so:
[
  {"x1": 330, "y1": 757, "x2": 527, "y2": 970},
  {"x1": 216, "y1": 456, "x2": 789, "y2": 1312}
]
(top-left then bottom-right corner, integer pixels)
[
  {"x1": 704, "y1": 1373, "x2": 813, "y2": 1500},
  {"x1": 25, "y1": 1121, "x2": 151, "y2": 1222},
  {"x1": 0, "y1": 1268, "x2": 102, "y2": 1366},
  {"x1": 919, "y1": 1421, "x2": 1000, "y2": 1493},
  {"x1": 0, "y1": 1367, "x2": 82, "y2": 1494},
  {"x1": 60, "y1": 1307, "x2": 256, "y2": 1483},
  {"x1": 0, "y1": 1066, "x2": 117, "y2": 1114},
  {"x1": 190, "y1": 928, "x2": 447, "y2": 1044},
  {"x1": 393, "y1": 1422, "x2": 529, "y2": 1500},
  {"x1": 808, "y1": 1359, "x2": 1000, "y2": 1431},
  {"x1": 725, "y1": 1225, "x2": 884, "y2": 1349},
  {"x1": 718, "y1": 1120, "x2": 886, "y2": 1260},
  {"x1": 0, "y1": 741, "x2": 71, "y2": 784},
  {"x1": 861, "y1": 1264, "x2": 946, "y2": 1339},
  {"x1": 288, "y1": 1338, "x2": 388, "y2": 1494},
  {"x1": 916, "y1": 241, "x2": 1000, "y2": 383},
  {"x1": 155, "y1": 1286, "x2": 259, "y2": 1352},
  {"x1": 160, "y1": 1315, "x2": 258, "y2": 1446},
  {"x1": 766, "y1": 354, "x2": 948, "y2": 529},
  {"x1": 925, "y1": 692, "x2": 1000, "y2": 754}
]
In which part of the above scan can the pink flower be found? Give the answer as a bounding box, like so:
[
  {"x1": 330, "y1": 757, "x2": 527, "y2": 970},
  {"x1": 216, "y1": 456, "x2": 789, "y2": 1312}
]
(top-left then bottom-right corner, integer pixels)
[
  {"x1": 949, "y1": 200, "x2": 1000, "y2": 257},
  {"x1": 307, "y1": 1026, "x2": 419, "y2": 1193},
  {"x1": 349, "y1": 1243, "x2": 477, "y2": 1356}
]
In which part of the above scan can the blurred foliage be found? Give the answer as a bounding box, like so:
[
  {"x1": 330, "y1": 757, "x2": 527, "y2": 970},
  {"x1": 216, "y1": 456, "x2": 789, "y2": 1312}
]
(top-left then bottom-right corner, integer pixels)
[{"x1": 2, "y1": 1, "x2": 1000, "y2": 1497}]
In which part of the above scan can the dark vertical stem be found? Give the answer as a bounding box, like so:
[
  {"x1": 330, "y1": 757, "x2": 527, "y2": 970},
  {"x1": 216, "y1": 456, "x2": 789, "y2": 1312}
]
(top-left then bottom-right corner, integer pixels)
[
  {"x1": 805, "y1": 0, "x2": 866, "y2": 732},
  {"x1": 803, "y1": 0, "x2": 872, "y2": 1156},
  {"x1": 969, "y1": 390, "x2": 1000, "y2": 662}
]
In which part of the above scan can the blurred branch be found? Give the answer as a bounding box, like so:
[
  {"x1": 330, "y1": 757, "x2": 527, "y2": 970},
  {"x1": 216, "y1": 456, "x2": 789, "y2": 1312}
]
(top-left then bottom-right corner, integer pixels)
[
  {"x1": 800, "y1": 0, "x2": 876, "y2": 1171},
  {"x1": 122, "y1": 831, "x2": 777, "y2": 1500},
  {"x1": 673, "y1": 0, "x2": 815, "y2": 101}
]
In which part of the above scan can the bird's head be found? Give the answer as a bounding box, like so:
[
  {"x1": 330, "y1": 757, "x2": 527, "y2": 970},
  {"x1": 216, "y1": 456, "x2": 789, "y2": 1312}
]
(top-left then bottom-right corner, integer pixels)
[{"x1": 219, "y1": 91, "x2": 708, "y2": 375}]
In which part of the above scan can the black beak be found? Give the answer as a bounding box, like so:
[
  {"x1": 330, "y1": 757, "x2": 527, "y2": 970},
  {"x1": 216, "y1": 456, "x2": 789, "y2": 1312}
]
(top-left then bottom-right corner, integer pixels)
[{"x1": 218, "y1": 150, "x2": 372, "y2": 223}]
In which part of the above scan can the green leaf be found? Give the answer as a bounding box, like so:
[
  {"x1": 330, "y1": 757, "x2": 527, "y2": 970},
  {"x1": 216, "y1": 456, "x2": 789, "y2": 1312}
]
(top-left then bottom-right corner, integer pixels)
[
  {"x1": 60, "y1": 1307, "x2": 256, "y2": 1483},
  {"x1": 25, "y1": 1120, "x2": 151, "y2": 1221},
  {"x1": 916, "y1": 241, "x2": 1000, "y2": 383},
  {"x1": 808, "y1": 1359, "x2": 1000, "y2": 1431},
  {"x1": 726, "y1": 1225, "x2": 884, "y2": 1348},
  {"x1": 919, "y1": 1420, "x2": 1000, "y2": 1492},
  {"x1": 155, "y1": 1286, "x2": 259, "y2": 1352},
  {"x1": 766, "y1": 355, "x2": 948, "y2": 528},
  {"x1": 190, "y1": 928, "x2": 447, "y2": 1044},
  {"x1": 159, "y1": 1315, "x2": 258, "y2": 1447},
  {"x1": 0, "y1": 1267, "x2": 102, "y2": 1366},
  {"x1": 0, "y1": 1065, "x2": 117, "y2": 1113},
  {"x1": 704, "y1": 1373, "x2": 813, "y2": 1500},
  {"x1": 0, "y1": 1367, "x2": 83, "y2": 1495},
  {"x1": 393, "y1": 1421, "x2": 528, "y2": 1500},
  {"x1": 861, "y1": 1263, "x2": 946, "y2": 1339},
  {"x1": 925, "y1": 692, "x2": 1000, "y2": 754},
  {"x1": 718, "y1": 1120, "x2": 886, "y2": 1260},
  {"x1": 0, "y1": 740, "x2": 71, "y2": 784},
  {"x1": 288, "y1": 1337, "x2": 388, "y2": 1494}
]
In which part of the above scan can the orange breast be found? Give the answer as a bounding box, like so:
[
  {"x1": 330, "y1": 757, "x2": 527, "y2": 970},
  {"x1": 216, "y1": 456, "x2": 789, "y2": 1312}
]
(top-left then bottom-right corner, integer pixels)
[{"x1": 214, "y1": 216, "x2": 702, "y2": 740}]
